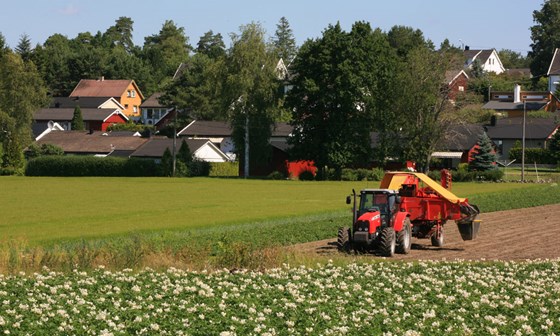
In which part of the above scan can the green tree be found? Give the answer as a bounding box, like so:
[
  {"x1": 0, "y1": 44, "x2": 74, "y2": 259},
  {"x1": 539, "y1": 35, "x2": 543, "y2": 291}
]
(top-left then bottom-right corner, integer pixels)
[
  {"x1": 143, "y1": 20, "x2": 192, "y2": 79},
  {"x1": 15, "y1": 33, "x2": 32, "y2": 62},
  {"x1": 272, "y1": 17, "x2": 297, "y2": 63},
  {"x1": 196, "y1": 30, "x2": 226, "y2": 59},
  {"x1": 224, "y1": 23, "x2": 282, "y2": 174},
  {"x1": 287, "y1": 22, "x2": 397, "y2": 172},
  {"x1": 33, "y1": 34, "x2": 74, "y2": 96},
  {"x1": 160, "y1": 147, "x2": 173, "y2": 177},
  {"x1": 104, "y1": 17, "x2": 135, "y2": 53},
  {"x1": 26, "y1": 143, "x2": 64, "y2": 160},
  {"x1": 498, "y1": 49, "x2": 530, "y2": 69},
  {"x1": 162, "y1": 52, "x2": 227, "y2": 120},
  {"x1": 548, "y1": 130, "x2": 560, "y2": 163},
  {"x1": 71, "y1": 105, "x2": 85, "y2": 130},
  {"x1": 529, "y1": 0, "x2": 560, "y2": 82},
  {"x1": 387, "y1": 25, "x2": 434, "y2": 59},
  {"x1": 469, "y1": 132, "x2": 497, "y2": 171},
  {"x1": 393, "y1": 45, "x2": 451, "y2": 170},
  {"x1": 0, "y1": 32, "x2": 10, "y2": 55},
  {"x1": 177, "y1": 139, "x2": 193, "y2": 165}
]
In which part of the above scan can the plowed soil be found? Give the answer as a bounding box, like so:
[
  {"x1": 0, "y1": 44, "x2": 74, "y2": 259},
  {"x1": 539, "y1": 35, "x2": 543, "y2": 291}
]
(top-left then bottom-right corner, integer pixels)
[{"x1": 290, "y1": 203, "x2": 560, "y2": 261}]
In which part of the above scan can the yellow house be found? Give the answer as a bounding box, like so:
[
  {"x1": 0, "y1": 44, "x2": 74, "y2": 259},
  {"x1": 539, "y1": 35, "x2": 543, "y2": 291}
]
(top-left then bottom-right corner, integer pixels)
[{"x1": 69, "y1": 77, "x2": 145, "y2": 118}]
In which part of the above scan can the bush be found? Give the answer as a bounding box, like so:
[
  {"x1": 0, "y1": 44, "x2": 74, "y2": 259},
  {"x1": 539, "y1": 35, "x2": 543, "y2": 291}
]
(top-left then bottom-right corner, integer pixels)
[
  {"x1": 267, "y1": 171, "x2": 285, "y2": 180},
  {"x1": 298, "y1": 170, "x2": 315, "y2": 181},
  {"x1": 315, "y1": 167, "x2": 338, "y2": 181},
  {"x1": 369, "y1": 168, "x2": 385, "y2": 181},
  {"x1": 474, "y1": 169, "x2": 504, "y2": 182},
  {"x1": 188, "y1": 160, "x2": 211, "y2": 177},
  {"x1": 209, "y1": 162, "x2": 239, "y2": 177},
  {"x1": 341, "y1": 168, "x2": 358, "y2": 181},
  {"x1": 25, "y1": 156, "x2": 159, "y2": 177},
  {"x1": 509, "y1": 147, "x2": 555, "y2": 164},
  {"x1": 427, "y1": 170, "x2": 441, "y2": 181}
]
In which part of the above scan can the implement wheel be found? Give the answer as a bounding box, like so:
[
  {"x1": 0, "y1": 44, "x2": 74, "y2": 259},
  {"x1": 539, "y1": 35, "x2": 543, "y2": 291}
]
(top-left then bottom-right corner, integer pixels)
[
  {"x1": 379, "y1": 227, "x2": 396, "y2": 257},
  {"x1": 431, "y1": 226, "x2": 444, "y2": 247},
  {"x1": 337, "y1": 227, "x2": 352, "y2": 253},
  {"x1": 396, "y1": 218, "x2": 412, "y2": 254}
]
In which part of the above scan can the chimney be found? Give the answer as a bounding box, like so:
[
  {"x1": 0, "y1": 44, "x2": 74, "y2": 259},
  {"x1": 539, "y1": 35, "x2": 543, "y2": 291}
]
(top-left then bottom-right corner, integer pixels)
[
  {"x1": 514, "y1": 84, "x2": 521, "y2": 103},
  {"x1": 465, "y1": 45, "x2": 470, "y2": 51}
]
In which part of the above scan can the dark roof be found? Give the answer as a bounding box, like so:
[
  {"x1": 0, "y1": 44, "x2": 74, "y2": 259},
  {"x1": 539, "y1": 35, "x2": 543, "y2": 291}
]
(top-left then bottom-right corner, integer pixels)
[
  {"x1": 504, "y1": 68, "x2": 532, "y2": 78},
  {"x1": 35, "y1": 131, "x2": 148, "y2": 154},
  {"x1": 34, "y1": 108, "x2": 124, "y2": 121},
  {"x1": 548, "y1": 48, "x2": 560, "y2": 75},
  {"x1": 482, "y1": 101, "x2": 547, "y2": 111},
  {"x1": 270, "y1": 139, "x2": 289, "y2": 152},
  {"x1": 50, "y1": 97, "x2": 115, "y2": 109},
  {"x1": 464, "y1": 49, "x2": 494, "y2": 65},
  {"x1": 130, "y1": 138, "x2": 209, "y2": 158},
  {"x1": 485, "y1": 117, "x2": 558, "y2": 140},
  {"x1": 141, "y1": 92, "x2": 167, "y2": 108},
  {"x1": 178, "y1": 120, "x2": 292, "y2": 137},
  {"x1": 437, "y1": 124, "x2": 485, "y2": 151}
]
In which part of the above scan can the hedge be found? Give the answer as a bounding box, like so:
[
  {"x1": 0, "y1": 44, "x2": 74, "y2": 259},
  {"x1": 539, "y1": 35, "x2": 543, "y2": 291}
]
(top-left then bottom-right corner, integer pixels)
[
  {"x1": 509, "y1": 147, "x2": 555, "y2": 164},
  {"x1": 209, "y1": 162, "x2": 239, "y2": 177},
  {"x1": 25, "y1": 156, "x2": 159, "y2": 177}
]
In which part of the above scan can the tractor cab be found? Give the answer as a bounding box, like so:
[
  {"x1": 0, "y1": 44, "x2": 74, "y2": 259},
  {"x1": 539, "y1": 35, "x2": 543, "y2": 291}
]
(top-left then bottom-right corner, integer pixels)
[{"x1": 358, "y1": 189, "x2": 400, "y2": 217}]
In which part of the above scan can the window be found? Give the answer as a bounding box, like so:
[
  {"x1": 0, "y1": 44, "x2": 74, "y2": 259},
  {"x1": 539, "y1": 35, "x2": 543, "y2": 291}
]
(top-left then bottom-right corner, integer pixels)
[
  {"x1": 147, "y1": 108, "x2": 153, "y2": 118},
  {"x1": 131, "y1": 90, "x2": 136, "y2": 98},
  {"x1": 127, "y1": 90, "x2": 131, "y2": 97},
  {"x1": 458, "y1": 86, "x2": 464, "y2": 92},
  {"x1": 133, "y1": 106, "x2": 138, "y2": 113}
]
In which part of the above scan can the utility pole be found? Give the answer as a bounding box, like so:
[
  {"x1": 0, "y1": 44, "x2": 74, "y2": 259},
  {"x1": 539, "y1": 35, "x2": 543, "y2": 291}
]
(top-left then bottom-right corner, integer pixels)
[
  {"x1": 172, "y1": 107, "x2": 177, "y2": 177},
  {"x1": 521, "y1": 101, "x2": 526, "y2": 181},
  {"x1": 244, "y1": 111, "x2": 249, "y2": 178}
]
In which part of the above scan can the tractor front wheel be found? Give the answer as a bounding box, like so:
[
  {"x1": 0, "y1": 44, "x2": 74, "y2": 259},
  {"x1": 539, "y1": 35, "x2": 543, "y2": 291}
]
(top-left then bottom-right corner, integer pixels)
[
  {"x1": 431, "y1": 226, "x2": 444, "y2": 247},
  {"x1": 396, "y1": 218, "x2": 412, "y2": 254},
  {"x1": 337, "y1": 227, "x2": 352, "y2": 253},
  {"x1": 379, "y1": 227, "x2": 396, "y2": 257}
]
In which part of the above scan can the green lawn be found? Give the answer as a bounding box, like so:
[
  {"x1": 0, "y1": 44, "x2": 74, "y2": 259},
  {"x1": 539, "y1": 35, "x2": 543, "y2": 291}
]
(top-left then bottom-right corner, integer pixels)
[{"x1": 0, "y1": 176, "x2": 542, "y2": 244}]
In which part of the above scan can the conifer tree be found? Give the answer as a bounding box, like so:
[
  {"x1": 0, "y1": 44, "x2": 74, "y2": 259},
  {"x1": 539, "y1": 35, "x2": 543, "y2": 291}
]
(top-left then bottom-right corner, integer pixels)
[
  {"x1": 71, "y1": 105, "x2": 85, "y2": 130},
  {"x1": 469, "y1": 132, "x2": 497, "y2": 171}
]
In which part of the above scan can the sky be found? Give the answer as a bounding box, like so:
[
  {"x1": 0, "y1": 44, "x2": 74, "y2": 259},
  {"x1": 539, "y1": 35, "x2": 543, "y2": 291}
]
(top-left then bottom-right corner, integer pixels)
[{"x1": 0, "y1": 0, "x2": 546, "y2": 55}]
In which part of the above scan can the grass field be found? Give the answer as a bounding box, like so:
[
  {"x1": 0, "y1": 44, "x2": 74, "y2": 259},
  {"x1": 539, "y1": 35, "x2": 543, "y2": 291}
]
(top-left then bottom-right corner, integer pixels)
[
  {"x1": 0, "y1": 176, "x2": 558, "y2": 271},
  {"x1": 0, "y1": 176, "x2": 532, "y2": 244}
]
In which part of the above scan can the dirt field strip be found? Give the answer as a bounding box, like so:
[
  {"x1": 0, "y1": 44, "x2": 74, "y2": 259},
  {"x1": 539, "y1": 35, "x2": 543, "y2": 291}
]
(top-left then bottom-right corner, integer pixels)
[{"x1": 290, "y1": 203, "x2": 560, "y2": 261}]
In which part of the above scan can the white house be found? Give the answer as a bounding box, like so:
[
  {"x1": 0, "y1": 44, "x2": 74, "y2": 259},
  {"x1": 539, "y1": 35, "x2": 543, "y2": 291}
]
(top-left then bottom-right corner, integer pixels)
[{"x1": 464, "y1": 48, "x2": 505, "y2": 74}]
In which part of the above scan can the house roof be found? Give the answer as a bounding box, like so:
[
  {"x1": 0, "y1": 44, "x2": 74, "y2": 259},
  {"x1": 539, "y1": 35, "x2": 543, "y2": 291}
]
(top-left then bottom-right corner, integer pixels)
[
  {"x1": 482, "y1": 101, "x2": 547, "y2": 111},
  {"x1": 464, "y1": 49, "x2": 493, "y2": 64},
  {"x1": 485, "y1": 117, "x2": 559, "y2": 140},
  {"x1": 34, "y1": 108, "x2": 127, "y2": 122},
  {"x1": 438, "y1": 124, "x2": 485, "y2": 151},
  {"x1": 35, "y1": 131, "x2": 148, "y2": 154},
  {"x1": 177, "y1": 120, "x2": 293, "y2": 137},
  {"x1": 445, "y1": 69, "x2": 468, "y2": 84},
  {"x1": 69, "y1": 79, "x2": 144, "y2": 100},
  {"x1": 548, "y1": 48, "x2": 560, "y2": 75},
  {"x1": 130, "y1": 137, "x2": 215, "y2": 158},
  {"x1": 50, "y1": 97, "x2": 121, "y2": 109},
  {"x1": 141, "y1": 92, "x2": 167, "y2": 108}
]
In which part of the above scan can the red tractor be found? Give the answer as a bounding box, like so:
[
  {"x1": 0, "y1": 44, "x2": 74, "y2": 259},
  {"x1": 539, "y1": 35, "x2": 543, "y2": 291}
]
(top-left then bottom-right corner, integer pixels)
[{"x1": 337, "y1": 171, "x2": 480, "y2": 257}]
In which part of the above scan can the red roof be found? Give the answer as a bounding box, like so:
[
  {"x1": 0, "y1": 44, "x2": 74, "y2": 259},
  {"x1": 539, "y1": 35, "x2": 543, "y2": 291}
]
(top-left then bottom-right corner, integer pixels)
[{"x1": 70, "y1": 79, "x2": 144, "y2": 99}]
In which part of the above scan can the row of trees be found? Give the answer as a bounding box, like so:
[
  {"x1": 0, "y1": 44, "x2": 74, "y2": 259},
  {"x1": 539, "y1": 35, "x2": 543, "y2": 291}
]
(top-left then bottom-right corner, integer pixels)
[{"x1": 2, "y1": 0, "x2": 560, "y2": 175}]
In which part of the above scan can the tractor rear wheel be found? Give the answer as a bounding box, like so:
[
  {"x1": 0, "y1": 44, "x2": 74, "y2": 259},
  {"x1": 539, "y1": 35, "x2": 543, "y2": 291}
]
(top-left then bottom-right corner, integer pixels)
[
  {"x1": 396, "y1": 218, "x2": 412, "y2": 254},
  {"x1": 378, "y1": 227, "x2": 396, "y2": 257},
  {"x1": 431, "y1": 227, "x2": 444, "y2": 247},
  {"x1": 337, "y1": 227, "x2": 352, "y2": 253}
]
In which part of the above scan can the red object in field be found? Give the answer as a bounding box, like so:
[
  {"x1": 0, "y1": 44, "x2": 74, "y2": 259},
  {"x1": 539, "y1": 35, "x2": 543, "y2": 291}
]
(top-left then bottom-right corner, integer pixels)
[
  {"x1": 440, "y1": 169, "x2": 452, "y2": 189},
  {"x1": 286, "y1": 160, "x2": 316, "y2": 178},
  {"x1": 338, "y1": 172, "x2": 480, "y2": 257}
]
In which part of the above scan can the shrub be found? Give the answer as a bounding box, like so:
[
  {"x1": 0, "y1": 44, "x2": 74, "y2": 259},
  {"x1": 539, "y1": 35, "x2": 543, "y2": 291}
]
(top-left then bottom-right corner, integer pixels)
[
  {"x1": 188, "y1": 160, "x2": 211, "y2": 177},
  {"x1": 509, "y1": 147, "x2": 554, "y2": 164},
  {"x1": 369, "y1": 168, "x2": 385, "y2": 181},
  {"x1": 474, "y1": 169, "x2": 504, "y2": 182},
  {"x1": 341, "y1": 168, "x2": 358, "y2": 181},
  {"x1": 209, "y1": 162, "x2": 239, "y2": 177},
  {"x1": 268, "y1": 171, "x2": 285, "y2": 180},
  {"x1": 427, "y1": 170, "x2": 441, "y2": 181},
  {"x1": 298, "y1": 170, "x2": 315, "y2": 181}
]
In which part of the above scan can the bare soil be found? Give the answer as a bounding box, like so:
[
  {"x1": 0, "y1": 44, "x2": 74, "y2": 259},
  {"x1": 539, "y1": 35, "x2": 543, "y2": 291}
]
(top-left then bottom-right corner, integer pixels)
[{"x1": 289, "y1": 203, "x2": 560, "y2": 261}]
